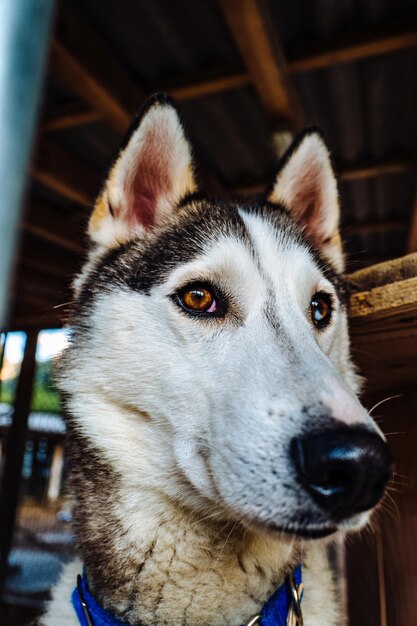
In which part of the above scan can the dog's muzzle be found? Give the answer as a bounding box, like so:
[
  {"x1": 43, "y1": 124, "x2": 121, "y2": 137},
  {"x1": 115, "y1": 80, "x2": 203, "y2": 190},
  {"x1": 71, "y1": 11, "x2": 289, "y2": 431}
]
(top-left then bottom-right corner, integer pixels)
[{"x1": 291, "y1": 427, "x2": 392, "y2": 520}]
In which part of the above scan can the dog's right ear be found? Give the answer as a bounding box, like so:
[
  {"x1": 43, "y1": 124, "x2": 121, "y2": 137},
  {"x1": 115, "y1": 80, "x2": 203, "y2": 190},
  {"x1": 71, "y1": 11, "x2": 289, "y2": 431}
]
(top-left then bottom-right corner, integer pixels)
[
  {"x1": 89, "y1": 94, "x2": 198, "y2": 248},
  {"x1": 267, "y1": 129, "x2": 343, "y2": 272}
]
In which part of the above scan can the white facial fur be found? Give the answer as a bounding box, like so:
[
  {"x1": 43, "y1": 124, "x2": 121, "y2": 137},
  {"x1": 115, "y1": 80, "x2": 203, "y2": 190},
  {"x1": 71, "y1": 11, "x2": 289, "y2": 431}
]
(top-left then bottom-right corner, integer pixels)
[
  {"x1": 61, "y1": 209, "x2": 379, "y2": 539},
  {"x1": 47, "y1": 103, "x2": 388, "y2": 626}
]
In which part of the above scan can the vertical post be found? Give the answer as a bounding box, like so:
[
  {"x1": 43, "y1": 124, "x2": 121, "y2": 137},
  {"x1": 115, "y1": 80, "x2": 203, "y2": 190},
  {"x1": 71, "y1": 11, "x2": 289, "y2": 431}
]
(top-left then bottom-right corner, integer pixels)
[
  {"x1": 0, "y1": 329, "x2": 39, "y2": 594},
  {"x1": 0, "y1": 0, "x2": 56, "y2": 328},
  {"x1": 0, "y1": 333, "x2": 6, "y2": 399}
]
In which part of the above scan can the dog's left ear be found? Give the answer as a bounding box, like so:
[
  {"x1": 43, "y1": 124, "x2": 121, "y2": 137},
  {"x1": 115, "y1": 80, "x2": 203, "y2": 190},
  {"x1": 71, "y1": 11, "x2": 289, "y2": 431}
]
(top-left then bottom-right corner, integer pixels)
[
  {"x1": 89, "y1": 94, "x2": 198, "y2": 248},
  {"x1": 267, "y1": 129, "x2": 343, "y2": 271}
]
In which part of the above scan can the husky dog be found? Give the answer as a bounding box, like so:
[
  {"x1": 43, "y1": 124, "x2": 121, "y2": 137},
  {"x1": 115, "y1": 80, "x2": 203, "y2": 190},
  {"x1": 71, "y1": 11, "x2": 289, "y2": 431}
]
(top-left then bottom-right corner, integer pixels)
[{"x1": 43, "y1": 94, "x2": 391, "y2": 626}]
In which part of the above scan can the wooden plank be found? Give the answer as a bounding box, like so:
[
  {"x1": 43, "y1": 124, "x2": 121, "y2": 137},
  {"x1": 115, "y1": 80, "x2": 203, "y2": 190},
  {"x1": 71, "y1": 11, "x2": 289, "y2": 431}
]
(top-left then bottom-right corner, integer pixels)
[
  {"x1": 22, "y1": 200, "x2": 85, "y2": 254},
  {"x1": 339, "y1": 158, "x2": 412, "y2": 182},
  {"x1": 372, "y1": 391, "x2": 417, "y2": 626},
  {"x1": 350, "y1": 276, "x2": 417, "y2": 323},
  {"x1": 342, "y1": 219, "x2": 406, "y2": 237},
  {"x1": 14, "y1": 268, "x2": 68, "y2": 301},
  {"x1": 45, "y1": 71, "x2": 251, "y2": 132},
  {"x1": 43, "y1": 102, "x2": 102, "y2": 132},
  {"x1": 288, "y1": 22, "x2": 417, "y2": 74},
  {"x1": 234, "y1": 156, "x2": 414, "y2": 195},
  {"x1": 19, "y1": 233, "x2": 81, "y2": 280},
  {"x1": 171, "y1": 71, "x2": 250, "y2": 101},
  {"x1": 52, "y1": 2, "x2": 144, "y2": 133},
  {"x1": 11, "y1": 291, "x2": 53, "y2": 312},
  {"x1": 32, "y1": 138, "x2": 101, "y2": 207},
  {"x1": 348, "y1": 253, "x2": 417, "y2": 292},
  {"x1": 347, "y1": 253, "x2": 417, "y2": 392},
  {"x1": 218, "y1": 0, "x2": 302, "y2": 127}
]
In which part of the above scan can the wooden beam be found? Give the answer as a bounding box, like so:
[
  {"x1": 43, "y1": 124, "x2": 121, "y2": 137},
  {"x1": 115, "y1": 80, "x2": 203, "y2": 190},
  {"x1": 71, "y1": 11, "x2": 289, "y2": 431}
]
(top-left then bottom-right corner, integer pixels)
[
  {"x1": 32, "y1": 138, "x2": 101, "y2": 207},
  {"x1": 234, "y1": 156, "x2": 414, "y2": 195},
  {"x1": 11, "y1": 291, "x2": 54, "y2": 312},
  {"x1": 349, "y1": 253, "x2": 417, "y2": 292},
  {"x1": 339, "y1": 158, "x2": 413, "y2": 182},
  {"x1": 218, "y1": 0, "x2": 302, "y2": 128},
  {"x1": 350, "y1": 276, "x2": 417, "y2": 323},
  {"x1": 43, "y1": 101, "x2": 102, "y2": 132},
  {"x1": 45, "y1": 70, "x2": 252, "y2": 132},
  {"x1": 22, "y1": 199, "x2": 85, "y2": 254},
  {"x1": 342, "y1": 219, "x2": 407, "y2": 237},
  {"x1": 52, "y1": 2, "x2": 144, "y2": 134},
  {"x1": 14, "y1": 266, "x2": 69, "y2": 300},
  {"x1": 171, "y1": 72, "x2": 250, "y2": 101},
  {"x1": 19, "y1": 233, "x2": 81, "y2": 280},
  {"x1": 348, "y1": 253, "x2": 417, "y2": 392},
  {"x1": 45, "y1": 73, "x2": 251, "y2": 133},
  {"x1": 288, "y1": 23, "x2": 417, "y2": 74}
]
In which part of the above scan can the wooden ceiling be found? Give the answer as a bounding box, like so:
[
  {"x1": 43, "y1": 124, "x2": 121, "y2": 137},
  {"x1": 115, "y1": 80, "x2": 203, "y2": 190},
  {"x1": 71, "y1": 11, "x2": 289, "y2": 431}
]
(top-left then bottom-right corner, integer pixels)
[{"x1": 7, "y1": 0, "x2": 417, "y2": 330}]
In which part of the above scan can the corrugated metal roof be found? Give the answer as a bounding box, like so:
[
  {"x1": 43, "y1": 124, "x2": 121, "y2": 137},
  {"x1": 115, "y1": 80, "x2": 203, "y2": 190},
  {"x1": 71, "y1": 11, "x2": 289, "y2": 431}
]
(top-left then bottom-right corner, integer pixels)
[
  {"x1": 73, "y1": 0, "x2": 242, "y2": 85},
  {"x1": 16, "y1": 0, "x2": 417, "y2": 327}
]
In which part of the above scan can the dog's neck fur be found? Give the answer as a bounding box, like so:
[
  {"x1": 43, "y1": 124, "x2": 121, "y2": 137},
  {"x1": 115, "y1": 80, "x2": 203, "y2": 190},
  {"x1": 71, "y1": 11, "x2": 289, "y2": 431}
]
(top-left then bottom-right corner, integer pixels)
[
  {"x1": 66, "y1": 394, "x2": 338, "y2": 626},
  {"x1": 91, "y1": 502, "x2": 297, "y2": 625}
]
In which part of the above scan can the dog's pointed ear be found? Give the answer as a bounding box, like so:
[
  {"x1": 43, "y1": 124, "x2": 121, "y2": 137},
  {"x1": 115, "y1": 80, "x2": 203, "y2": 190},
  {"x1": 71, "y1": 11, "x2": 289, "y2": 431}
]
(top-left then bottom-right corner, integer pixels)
[
  {"x1": 89, "y1": 94, "x2": 198, "y2": 248},
  {"x1": 267, "y1": 129, "x2": 343, "y2": 271}
]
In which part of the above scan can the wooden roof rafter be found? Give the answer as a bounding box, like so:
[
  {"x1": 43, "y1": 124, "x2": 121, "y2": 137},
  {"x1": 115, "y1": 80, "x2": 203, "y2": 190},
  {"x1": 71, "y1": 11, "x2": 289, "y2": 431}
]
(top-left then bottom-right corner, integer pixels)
[
  {"x1": 218, "y1": 0, "x2": 303, "y2": 129},
  {"x1": 32, "y1": 138, "x2": 101, "y2": 208},
  {"x1": 22, "y1": 199, "x2": 85, "y2": 255},
  {"x1": 42, "y1": 102, "x2": 102, "y2": 132},
  {"x1": 288, "y1": 21, "x2": 417, "y2": 74},
  {"x1": 349, "y1": 253, "x2": 417, "y2": 392},
  {"x1": 48, "y1": 6, "x2": 417, "y2": 140},
  {"x1": 43, "y1": 71, "x2": 252, "y2": 133},
  {"x1": 234, "y1": 155, "x2": 414, "y2": 195}
]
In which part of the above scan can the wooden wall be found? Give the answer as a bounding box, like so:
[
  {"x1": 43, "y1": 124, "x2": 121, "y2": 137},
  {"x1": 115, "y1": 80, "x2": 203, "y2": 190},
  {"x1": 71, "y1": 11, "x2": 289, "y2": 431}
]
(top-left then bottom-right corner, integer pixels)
[{"x1": 347, "y1": 387, "x2": 417, "y2": 626}]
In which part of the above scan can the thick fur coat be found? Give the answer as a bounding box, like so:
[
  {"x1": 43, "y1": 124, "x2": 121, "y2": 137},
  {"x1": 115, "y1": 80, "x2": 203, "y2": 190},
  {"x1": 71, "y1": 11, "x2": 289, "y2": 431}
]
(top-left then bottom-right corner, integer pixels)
[{"x1": 42, "y1": 95, "x2": 390, "y2": 626}]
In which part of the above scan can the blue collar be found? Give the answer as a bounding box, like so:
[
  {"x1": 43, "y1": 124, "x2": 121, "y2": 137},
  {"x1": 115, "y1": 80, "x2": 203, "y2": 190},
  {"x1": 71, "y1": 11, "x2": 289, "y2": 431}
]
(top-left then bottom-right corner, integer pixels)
[{"x1": 72, "y1": 565, "x2": 303, "y2": 626}]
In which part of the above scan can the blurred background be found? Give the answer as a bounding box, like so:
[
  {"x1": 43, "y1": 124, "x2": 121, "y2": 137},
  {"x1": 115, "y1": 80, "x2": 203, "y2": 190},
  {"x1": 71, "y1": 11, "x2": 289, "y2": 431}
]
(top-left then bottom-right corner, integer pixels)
[{"x1": 1, "y1": 0, "x2": 417, "y2": 624}]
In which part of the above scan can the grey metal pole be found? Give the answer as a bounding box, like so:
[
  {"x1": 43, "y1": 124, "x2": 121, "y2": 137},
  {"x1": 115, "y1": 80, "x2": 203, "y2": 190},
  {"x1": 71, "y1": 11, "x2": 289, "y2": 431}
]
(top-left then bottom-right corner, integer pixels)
[{"x1": 0, "y1": 0, "x2": 56, "y2": 329}]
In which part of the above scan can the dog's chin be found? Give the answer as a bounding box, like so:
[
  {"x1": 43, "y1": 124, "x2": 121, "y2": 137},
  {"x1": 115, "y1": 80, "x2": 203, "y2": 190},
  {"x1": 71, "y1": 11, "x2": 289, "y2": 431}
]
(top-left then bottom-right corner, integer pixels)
[
  {"x1": 262, "y1": 508, "x2": 373, "y2": 540},
  {"x1": 265, "y1": 523, "x2": 338, "y2": 540},
  {"x1": 239, "y1": 509, "x2": 374, "y2": 542},
  {"x1": 336, "y1": 510, "x2": 371, "y2": 532}
]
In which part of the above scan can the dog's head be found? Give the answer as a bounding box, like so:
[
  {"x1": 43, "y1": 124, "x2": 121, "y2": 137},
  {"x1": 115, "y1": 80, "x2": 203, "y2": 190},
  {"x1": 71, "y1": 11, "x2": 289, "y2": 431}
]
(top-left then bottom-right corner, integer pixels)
[{"x1": 63, "y1": 95, "x2": 391, "y2": 541}]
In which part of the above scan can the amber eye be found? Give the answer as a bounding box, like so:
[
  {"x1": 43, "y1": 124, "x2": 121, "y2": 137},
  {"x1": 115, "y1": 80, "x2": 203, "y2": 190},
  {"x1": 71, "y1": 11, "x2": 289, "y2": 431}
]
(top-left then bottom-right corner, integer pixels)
[
  {"x1": 310, "y1": 292, "x2": 332, "y2": 329},
  {"x1": 176, "y1": 283, "x2": 222, "y2": 316}
]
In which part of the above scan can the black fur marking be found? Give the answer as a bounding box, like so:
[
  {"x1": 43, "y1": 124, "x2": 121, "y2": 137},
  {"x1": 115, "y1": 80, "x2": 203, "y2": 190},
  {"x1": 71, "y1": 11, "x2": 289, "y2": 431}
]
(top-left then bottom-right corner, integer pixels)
[
  {"x1": 65, "y1": 422, "x2": 127, "y2": 599},
  {"x1": 255, "y1": 564, "x2": 266, "y2": 579},
  {"x1": 72, "y1": 196, "x2": 347, "y2": 338},
  {"x1": 237, "y1": 552, "x2": 247, "y2": 574},
  {"x1": 73, "y1": 200, "x2": 251, "y2": 327}
]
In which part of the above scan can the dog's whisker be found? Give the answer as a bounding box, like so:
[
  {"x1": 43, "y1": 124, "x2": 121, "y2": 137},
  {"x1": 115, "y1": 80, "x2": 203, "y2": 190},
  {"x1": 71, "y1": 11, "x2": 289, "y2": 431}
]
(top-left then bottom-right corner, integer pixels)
[
  {"x1": 383, "y1": 431, "x2": 405, "y2": 436},
  {"x1": 369, "y1": 394, "x2": 402, "y2": 415},
  {"x1": 52, "y1": 300, "x2": 75, "y2": 310},
  {"x1": 382, "y1": 492, "x2": 401, "y2": 522}
]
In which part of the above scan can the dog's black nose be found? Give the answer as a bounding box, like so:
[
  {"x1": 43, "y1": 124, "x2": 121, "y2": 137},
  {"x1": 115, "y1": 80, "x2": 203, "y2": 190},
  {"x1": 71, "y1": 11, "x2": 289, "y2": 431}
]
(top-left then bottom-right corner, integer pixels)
[{"x1": 291, "y1": 428, "x2": 392, "y2": 519}]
